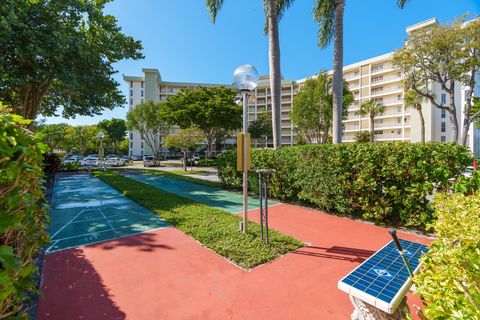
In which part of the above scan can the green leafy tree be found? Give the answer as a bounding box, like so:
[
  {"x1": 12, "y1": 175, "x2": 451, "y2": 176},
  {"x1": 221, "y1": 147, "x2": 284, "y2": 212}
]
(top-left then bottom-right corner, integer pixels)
[
  {"x1": 473, "y1": 97, "x2": 480, "y2": 129},
  {"x1": 161, "y1": 86, "x2": 241, "y2": 157},
  {"x1": 164, "y1": 127, "x2": 205, "y2": 171},
  {"x1": 0, "y1": 0, "x2": 143, "y2": 120},
  {"x1": 404, "y1": 89, "x2": 425, "y2": 142},
  {"x1": 292, "y1": 72, "x2": 353, "y2": 144},
  {"x1": 393, "y1": 18, "x2": 480, "y2": 145},
  {"x1": 36, "y1": 123, "x2": 69, "y2": 152},
  {"x1": 249, "y1": 112, "x2": 272, "y2": 147},
  {"x1": 126, "y1": 100, "x2": 169, "y2": 159},
  {"x1": 98, "y1": 119, "x2": 127, "y2": 154},
  {"x1": 206, "y1": 0, "x2": 294, "y2": 149},
  {"x1": 354, "y1": 131, "x2": 371, "y2": 143},
  {"x1": 360, "y1": 99, "x2": 384, "y2": 143}
]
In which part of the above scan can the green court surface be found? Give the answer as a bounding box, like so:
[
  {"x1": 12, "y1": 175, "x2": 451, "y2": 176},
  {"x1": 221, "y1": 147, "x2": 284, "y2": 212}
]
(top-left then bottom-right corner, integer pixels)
[
  {"x1": 47, "y1": 174, "x2": 170, "y2": 253},
  {"x1": 122, "y1": 172, "x2": 277, "y2": 214}
]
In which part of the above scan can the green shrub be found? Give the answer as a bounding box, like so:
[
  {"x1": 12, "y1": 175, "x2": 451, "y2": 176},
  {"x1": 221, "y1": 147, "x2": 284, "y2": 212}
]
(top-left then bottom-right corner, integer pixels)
[
  {"x1": 452, "y1": 170, "x2": 480, "y2": 195},
  {"x1": 217, "y1": 142, "x2": 471, "y2": 229},
  {"x1": 414, "y1": 193, "x2": 480, "y2": 319},
  {"x1": 0, "y1": 111, "x2": 49, "y2": 317}
]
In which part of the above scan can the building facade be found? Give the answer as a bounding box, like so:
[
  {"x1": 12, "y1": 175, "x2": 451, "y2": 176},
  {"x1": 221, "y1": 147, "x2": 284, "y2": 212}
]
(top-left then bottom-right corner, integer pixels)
[{"x1": 124, "y1": 18, "x2": 480, "y2": 158}]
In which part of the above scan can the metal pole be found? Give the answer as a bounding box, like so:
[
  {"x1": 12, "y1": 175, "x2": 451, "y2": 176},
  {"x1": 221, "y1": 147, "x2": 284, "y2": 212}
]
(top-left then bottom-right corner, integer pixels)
[
  {"x1": 259, "y1": 172, "x2": 263, "y2": 239},
  {"x1": 265, "y1": 174, "x2": 269, "y2": 244},
  {"x1": 242, "y1": 92, "x2": 249, "y2": 234}
]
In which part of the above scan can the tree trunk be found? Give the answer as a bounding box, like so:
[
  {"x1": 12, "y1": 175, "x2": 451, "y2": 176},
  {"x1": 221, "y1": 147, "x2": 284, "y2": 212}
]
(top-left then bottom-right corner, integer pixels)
[
  {"x1": 460, "y1": 67, "x2": 478, "y2": 146},
  {"x1": 370, "y1": 115, "x2": 375, "y2": 143},
  {"x1": 267, "y1": 0, "x2": 282, "y2": 149},
  {"x1": 449, "y1": 91, "x2": 459, "y2": 143},
  {"x1": 417, "y1": 104, "x2": 425, "y2": 143},
  {"x1": 183, "y1": 151, "x2": 187, "y2": 172},
  {"x1": 331, "y1": 0, "x2": 345, "y2": 144}
]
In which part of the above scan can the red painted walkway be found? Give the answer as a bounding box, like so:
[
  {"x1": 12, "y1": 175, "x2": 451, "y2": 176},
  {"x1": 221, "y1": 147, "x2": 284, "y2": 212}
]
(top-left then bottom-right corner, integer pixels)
[{"x1": 38, "y1": 204, "x2": 430, "y2": 320}]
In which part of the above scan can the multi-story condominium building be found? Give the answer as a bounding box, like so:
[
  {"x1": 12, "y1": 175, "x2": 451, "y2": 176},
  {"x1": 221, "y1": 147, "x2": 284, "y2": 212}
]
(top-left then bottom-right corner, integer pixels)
[{"x1": 124, "y1": 18, "x2": 480, "y2": 158}]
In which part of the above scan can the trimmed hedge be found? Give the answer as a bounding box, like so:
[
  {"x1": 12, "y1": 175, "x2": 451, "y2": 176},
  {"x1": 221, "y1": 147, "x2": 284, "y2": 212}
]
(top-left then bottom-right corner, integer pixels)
[
  {"x1": 217, "y1": 142, "x2": 471, "y2": 229},
  {"x1": 0, "y1": 111, "x2": 49, "y2": 318},
  {"x1": 414, "y1": 193, "x2": 480, "y2": 318}
]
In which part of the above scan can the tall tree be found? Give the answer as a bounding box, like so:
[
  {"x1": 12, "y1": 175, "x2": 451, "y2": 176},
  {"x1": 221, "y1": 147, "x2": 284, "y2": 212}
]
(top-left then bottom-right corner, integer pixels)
[
  {"x1": 360, "y1": 100, "x2": 385, "y2": 143},
  {"x1": 404, "y1": 89, "x2": 425, "y2": 142},
  {"x1": 126, "y1": 100, "x2": 169, "y2": 160},
  {"x1": 313, "y1": 0, "x2": 345, "y2": 144},
  {"x1": 164, "y1": 127, "x2": 205, "y2": 171},
  {"x1": 393, "y1": 18, "x2": 480, "y2": 145},
  {"x1": 98, "y1": 119, "x2": 127, "y2": 154},
  {"x1": 249, "y1": 112, "x2": 273, "y2": 147},
  {"x1": 161, "y1": 86, "x2": 241, "y2": 157},
  {"x1": 0, "y1": 0, "x2": 143, "y2": 120},
  {"x1": 291, "y1": 72, "x2": 353, "y2": 144},
  {"x1": 205, "y1": 0, "x2": 294, "y2": 149}
]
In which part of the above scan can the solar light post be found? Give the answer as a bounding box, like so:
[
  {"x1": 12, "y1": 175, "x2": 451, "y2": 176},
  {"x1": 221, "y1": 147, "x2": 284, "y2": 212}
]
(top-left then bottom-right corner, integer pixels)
[
  {"x1": 233, "y1": 64, "x2": 259, "y2": 234},
  {"x1": 98, "y1": 131, "x2": 105, "y2": 170}
]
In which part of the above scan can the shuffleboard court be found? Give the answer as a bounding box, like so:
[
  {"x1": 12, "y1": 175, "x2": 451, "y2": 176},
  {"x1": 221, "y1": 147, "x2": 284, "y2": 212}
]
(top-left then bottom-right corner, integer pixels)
[
  {"x1": 121, "y1": 172, "x2": 276, "y2": 214},
  {"x1": 47, "y1": 174, "x2": 170, "y2": 253}
]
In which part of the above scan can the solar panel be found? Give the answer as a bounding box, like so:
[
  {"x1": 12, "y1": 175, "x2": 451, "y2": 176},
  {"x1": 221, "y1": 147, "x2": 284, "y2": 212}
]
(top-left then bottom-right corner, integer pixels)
[{"x1": 338, "y1": 239, "x2": 428, "y2": 314}]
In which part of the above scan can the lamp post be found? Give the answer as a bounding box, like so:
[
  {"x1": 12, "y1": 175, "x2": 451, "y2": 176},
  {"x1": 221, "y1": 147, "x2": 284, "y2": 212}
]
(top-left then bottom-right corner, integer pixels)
[
  {"x1": 233, "y1": 64, "x2": 259, "y2": 234},
  {"x1": 98, "y1": 131, "x2": 105, "y2": 170}
]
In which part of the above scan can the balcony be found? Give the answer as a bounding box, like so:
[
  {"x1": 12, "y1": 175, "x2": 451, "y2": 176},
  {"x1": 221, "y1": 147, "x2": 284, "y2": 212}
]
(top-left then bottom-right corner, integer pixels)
[{"x1": 371, "y1": 74, "x2": 402, "y2": 85}]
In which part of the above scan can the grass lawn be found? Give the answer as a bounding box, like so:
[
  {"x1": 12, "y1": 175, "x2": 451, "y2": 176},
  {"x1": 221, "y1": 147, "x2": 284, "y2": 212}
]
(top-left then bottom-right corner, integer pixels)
[
  {"x1": 111, "y1": 167, "x2": 222, "y2": 188},
  {"x1": 95, "y1": 172, "x2": 303, "y2": 269}
]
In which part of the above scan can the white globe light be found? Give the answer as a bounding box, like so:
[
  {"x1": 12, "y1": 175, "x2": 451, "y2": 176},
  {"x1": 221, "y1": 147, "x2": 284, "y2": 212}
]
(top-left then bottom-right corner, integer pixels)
[
  {"x1": 98, "y1": 131, "x2": 105, "y2": 139},
  {"x1": 233, "y1": 64, "x2": 259, "y2": 92}
]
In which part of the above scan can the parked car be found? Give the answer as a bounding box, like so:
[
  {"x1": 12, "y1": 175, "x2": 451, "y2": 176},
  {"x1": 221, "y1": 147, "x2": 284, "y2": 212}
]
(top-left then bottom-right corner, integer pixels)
[
  {"x1": 63, "y1": 155, "x2": 83, "y2": 165},
  {"x1": 105, "y1": 157, "x2": 126, "y2": 167},
  {"x1": 143, "y1": 156, "x2": 160, "y2": 167},
  {"x1": 131, "y1": 155, "x2": 142, "y2": 161},
  {"x1": 185, "y1": 157, "x2": 197, "y2": 166},
  {"x1": 84, "y1": 156, "x2": 100, "y2": 166},
  {"x1": 192, "y1": 153, "x2": 201, "y2": 161},
  {"x1": 121, "y1": 156, "x2": 131, "y2": 163}
]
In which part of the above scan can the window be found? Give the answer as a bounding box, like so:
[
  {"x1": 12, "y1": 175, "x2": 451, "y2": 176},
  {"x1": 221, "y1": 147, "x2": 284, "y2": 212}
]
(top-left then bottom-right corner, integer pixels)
[
  {"x1": 441, "y1": 136, "x2": 446, "y2": 142},
  {"x1": 354, "y1": 71, "x2": 360, "y2": 76},
  {"x1": 441, "y1": 109, "x2": 446, "y2": 118},
  {"x1": 141, "y1": 99, "x2": 144, "y2": 103},
  {"x1": 441, "y1": 122, "x2": 446, "y2": 133},
  {"x1": 141, "y1": 142, "x2": 143, "y2": 148},
  {"x1": 441, "y1": 93, "x2": 446, "y2": 105},
  {"x1": 397, "y1": 129, "x2": 401, "y2": 135},
  {"x1": 373, "y1": 130, "x2": 384, "y2": 135},
  {"x1": 130, "y1": 142, "x2": 133, "y2": 148},
  {"x1": 372, "y1": 87, "x2": 383, "y2": 95},
  {"x1": 130, "y1": 98, "x2": 133, "y2": 105},
  {"x1": 397, "y1": 117, "x2": 402, "y2": 124},
  {"x1": 130, "y1": 132, "x2": 133, "y2": 139},
  {"x1": 374, "y1": 98, "x2": 383, "y2": 104},
  {"x1": 372, "y1": 76, "x2": 383, "y2": 83},
  {"x1": 397, "y1": 94, "x2": 402, "y2": 101},
  {"x1": 397, "y1": 105, "x2": 402, "y2": 112},
  {"x1": 372, "y1": 64, "x2": 384, "y2": 72},
  {"x1": 141, "y1": 81, "x2": 144, "y2": 89},
  {"x1": 130, "y1": 81, "x2": 133, "y2": 88},
  {"x1": 374, "y1": 119, "x2": 383, "y2": 124},
  {"x1": 141, "y1": 90, "x2": 144, "y2": 97},
  {"x1": 130, "y1": 150, "x2": 133, "y2": 156},
  {"x1": 130, "y1": 90, "x2": 133, "y2": 96}
]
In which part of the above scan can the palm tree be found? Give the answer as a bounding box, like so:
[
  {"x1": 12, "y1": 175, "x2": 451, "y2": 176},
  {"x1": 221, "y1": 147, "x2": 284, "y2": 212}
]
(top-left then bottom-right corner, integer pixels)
[
  {"x1": 360, "y1": 99, "x2": 385, "y2": 143},
  {"x1": 313, "y1": 0, "x2": 409, "y2": 145},
  {"x1": 404, "y1": 89, "x2": 425, "y2": 142},
  {"x1": 206, "y1": 0, "x2": 294, "y2": 149},
  {"x1": 313, "y1": 0, "x2": 344, "y2": 144}
]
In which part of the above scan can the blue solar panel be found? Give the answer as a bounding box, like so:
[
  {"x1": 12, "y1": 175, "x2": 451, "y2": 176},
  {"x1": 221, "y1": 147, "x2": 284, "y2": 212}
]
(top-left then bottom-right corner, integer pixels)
[{"x1": 338, "y1": 239, "x2": 428, "y2": 314}]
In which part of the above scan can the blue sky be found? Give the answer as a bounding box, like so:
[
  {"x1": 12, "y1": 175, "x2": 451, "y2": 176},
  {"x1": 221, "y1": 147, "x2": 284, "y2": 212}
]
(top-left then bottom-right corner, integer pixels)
[{"x1": 44, "y1": 0, "x2": 480, "y2": 125}]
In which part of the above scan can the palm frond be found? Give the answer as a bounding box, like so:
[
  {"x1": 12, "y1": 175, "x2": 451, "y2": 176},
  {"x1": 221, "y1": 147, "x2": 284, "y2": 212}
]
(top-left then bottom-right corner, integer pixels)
[
  {"x1": 313, "y1": 0, "x2": 336, "y2": 48},
  {"x1": 397, "y1": 0, "x2": 409, "y2": 9},
  {"x1": 263, "y1": 0, "x2": 296, "y2": 34},
  {"x1": 206, "y1": 0, "x2": 225, "y2": 23}
]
